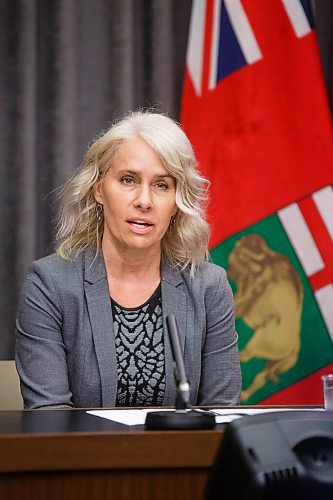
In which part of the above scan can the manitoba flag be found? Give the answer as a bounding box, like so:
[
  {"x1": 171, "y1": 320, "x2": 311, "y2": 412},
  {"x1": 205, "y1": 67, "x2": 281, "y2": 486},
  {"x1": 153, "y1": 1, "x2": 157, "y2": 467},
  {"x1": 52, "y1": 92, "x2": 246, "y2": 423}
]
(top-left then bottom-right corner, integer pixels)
[{"x1": 181, "y1": 0, "x2": 333, "y2": 404}]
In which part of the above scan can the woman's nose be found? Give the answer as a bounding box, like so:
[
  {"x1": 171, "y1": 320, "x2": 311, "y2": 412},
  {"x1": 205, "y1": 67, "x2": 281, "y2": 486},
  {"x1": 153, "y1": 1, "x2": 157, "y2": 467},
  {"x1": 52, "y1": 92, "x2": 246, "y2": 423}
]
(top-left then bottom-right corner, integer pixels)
[{"x1": 133, "y1": 184, "x2": 153, "y2": 210}]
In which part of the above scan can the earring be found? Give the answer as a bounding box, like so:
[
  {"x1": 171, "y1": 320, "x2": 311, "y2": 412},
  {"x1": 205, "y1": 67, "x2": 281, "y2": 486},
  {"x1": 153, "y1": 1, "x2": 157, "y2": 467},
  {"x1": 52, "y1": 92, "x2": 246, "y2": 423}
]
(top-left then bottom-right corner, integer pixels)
[
  {"x1": 169, "y1": 215, "x2": 176, "y2": 233},
  {"x1": 96, "y1": 203, "x2": 103, "y2": 223}
]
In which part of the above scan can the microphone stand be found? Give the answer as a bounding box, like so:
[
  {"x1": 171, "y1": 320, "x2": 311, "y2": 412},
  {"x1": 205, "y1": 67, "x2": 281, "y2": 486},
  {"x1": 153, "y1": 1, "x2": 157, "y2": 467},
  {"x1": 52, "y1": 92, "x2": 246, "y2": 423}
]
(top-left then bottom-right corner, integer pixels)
[{"x1": 145, "y1": 315, "x2": 215, "y2": 430}]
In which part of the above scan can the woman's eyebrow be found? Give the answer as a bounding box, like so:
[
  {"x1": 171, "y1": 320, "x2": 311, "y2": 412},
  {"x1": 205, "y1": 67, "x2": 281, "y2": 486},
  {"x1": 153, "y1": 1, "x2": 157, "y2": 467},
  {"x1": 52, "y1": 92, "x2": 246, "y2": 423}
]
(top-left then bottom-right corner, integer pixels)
[
  {"x1": 117, "y1": 169, "x2": 173, "y2": 179},
  {"x1": 154, "y1": 174, "x2": 173, "y2": 179}
]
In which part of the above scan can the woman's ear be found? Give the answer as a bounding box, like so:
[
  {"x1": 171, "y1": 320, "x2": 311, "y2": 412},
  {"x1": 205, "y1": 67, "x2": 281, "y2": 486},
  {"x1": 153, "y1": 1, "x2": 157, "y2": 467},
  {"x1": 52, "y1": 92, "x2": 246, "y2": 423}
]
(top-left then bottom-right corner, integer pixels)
[{"x1": 93, "y1": 180, "x2": 103, "y2": 204}]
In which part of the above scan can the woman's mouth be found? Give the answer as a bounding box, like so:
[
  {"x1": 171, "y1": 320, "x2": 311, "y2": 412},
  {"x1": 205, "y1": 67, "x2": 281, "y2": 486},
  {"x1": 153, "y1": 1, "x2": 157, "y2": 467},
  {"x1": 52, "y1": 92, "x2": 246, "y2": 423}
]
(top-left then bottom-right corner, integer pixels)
[{"x1": 127, "y1": 220, "x2": 154, "y2": 234}]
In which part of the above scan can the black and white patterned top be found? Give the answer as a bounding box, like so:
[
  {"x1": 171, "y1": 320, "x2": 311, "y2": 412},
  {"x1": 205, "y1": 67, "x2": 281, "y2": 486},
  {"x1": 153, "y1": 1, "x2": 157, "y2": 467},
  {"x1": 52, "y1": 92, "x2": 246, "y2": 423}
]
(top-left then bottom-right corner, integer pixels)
[{"x1": 111, "y1": 284, "x2": 165, "y2": 407}]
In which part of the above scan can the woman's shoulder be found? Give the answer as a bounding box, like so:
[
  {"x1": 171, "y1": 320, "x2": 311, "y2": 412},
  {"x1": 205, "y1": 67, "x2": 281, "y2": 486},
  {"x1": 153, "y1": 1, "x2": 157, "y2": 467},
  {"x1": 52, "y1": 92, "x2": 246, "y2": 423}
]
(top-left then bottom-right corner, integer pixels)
[
  {"x1": 177, "y1": 260, "x2": 229, "y2": 293},
  {"x1": 166, "y1": 261, "x2": 232, "y2": 311},
  {"x1": 196, "y1": 260, "x2": 227, "y2": 279},
  {"x1": 185, "y1": 260, "x2": 227, "y2": 282},
  {"x1": 27, "y1": 252, "x2": 84, "y2": 285},
  {"x1": 30, "y1": 252, "x2": 80, "y2": 272}
]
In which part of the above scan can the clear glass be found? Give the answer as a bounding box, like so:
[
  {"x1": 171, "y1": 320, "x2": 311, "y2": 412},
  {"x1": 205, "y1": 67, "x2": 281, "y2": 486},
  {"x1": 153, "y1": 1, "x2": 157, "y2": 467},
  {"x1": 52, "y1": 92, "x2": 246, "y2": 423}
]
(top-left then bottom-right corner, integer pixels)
[{"x1": 322, "y1": 374, "x2": 333, "y2": 411}]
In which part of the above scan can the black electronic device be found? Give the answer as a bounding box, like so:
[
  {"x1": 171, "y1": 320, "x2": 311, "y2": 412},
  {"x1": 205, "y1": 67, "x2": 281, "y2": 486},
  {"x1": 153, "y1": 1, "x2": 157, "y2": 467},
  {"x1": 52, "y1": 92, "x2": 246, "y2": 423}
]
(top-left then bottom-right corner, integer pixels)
[
  {"x1": 205, "y1": 410, "x2": 333, "y2": 500},
  {"x1": 145, "y1": 315, "x2": 215, "y2": 430}
]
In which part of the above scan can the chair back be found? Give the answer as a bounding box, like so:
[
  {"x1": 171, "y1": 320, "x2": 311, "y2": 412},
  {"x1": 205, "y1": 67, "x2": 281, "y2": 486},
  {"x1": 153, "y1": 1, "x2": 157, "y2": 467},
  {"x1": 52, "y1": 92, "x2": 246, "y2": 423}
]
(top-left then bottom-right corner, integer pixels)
[{"x1": 0, "y1": 360, "x2": 23, "y2": 410}]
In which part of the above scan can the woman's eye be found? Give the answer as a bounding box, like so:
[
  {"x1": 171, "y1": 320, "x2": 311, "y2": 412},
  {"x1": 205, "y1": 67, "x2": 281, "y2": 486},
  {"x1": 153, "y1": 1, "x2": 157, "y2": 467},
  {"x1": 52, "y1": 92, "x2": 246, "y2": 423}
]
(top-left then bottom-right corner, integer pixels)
[
  {"x1": 155, "y1": 182, "x2": 169, "y2": 190},
  {"x1": 121, "y1": 176, "x2": 135, "y2": 185}
]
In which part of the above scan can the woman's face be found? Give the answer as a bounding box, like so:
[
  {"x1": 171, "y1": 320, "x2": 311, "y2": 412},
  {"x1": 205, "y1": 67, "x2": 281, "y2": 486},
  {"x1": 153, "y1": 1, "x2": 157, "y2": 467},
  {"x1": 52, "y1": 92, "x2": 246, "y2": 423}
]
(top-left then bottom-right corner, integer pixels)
[{"x1": 93, "y1": 136, "x2": 177, "y2": 257}]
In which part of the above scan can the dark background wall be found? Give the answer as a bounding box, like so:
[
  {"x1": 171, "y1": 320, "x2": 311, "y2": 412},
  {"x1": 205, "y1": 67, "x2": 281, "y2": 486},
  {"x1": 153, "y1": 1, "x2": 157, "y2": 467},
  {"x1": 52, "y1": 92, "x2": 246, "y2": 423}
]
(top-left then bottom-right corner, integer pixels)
[{"x1": 0, "y1": 0, "x2": 332, "y2": 359}]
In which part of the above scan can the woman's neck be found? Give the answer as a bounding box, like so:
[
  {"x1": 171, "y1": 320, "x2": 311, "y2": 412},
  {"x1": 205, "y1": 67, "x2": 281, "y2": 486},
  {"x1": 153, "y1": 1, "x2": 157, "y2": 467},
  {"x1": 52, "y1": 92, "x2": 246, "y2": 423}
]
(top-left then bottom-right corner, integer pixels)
[
  {"x1": 101, "y1": 239, "x2": 162, "y2": 307},
  {"x1": 101, "y1": 239, "x2": 161, "y2": 282}
]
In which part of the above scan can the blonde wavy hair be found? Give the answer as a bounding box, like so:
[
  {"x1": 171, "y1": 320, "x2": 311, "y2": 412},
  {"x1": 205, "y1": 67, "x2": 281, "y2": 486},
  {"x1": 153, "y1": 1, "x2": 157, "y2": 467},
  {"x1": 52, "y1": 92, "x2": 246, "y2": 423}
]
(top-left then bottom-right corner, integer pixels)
[{"x1": 56, "y1": 111, "x2": 210, "y2": 273}]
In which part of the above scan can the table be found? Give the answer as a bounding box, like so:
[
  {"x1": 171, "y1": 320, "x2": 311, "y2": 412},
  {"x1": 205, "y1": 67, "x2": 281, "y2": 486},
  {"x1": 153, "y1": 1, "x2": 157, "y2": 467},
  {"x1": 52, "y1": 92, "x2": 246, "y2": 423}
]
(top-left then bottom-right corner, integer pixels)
[{"x1": 0, "y1": 408, "x2": 224, "y2": 500}]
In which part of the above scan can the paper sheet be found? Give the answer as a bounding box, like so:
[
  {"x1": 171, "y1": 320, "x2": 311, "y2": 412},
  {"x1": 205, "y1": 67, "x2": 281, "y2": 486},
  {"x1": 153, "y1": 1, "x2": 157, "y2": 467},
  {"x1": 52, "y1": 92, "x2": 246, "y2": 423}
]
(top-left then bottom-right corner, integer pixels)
[
  {"x1": 208, "y1": 407, "x2": 324, "y2": 424},
  {"x1": 87, "y1": 408, "x2": 174, "y2": 426},
  {"x1": 87, "y1": 407, "x2": 324, "y2": 426}
]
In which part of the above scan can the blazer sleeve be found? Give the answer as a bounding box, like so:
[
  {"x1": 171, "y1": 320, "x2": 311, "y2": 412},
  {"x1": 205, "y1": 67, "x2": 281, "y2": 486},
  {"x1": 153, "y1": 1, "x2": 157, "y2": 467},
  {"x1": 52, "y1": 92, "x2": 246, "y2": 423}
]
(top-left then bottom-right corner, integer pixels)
[
  {"x1": 15, "y1": 261, "x2": 73, "y2": 409},
  {"x1": 197, "y1": 266, "x2": 242, "y2": 405}
]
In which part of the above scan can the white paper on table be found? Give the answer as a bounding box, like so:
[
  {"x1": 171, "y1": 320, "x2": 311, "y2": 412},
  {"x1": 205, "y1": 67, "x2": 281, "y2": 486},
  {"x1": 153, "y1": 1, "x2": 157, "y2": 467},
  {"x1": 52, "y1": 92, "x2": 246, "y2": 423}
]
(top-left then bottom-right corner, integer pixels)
[
  {"x1": 211, "y1": 407, "x2": 324, "y2": 424},
  {"x1": 87, "y1": 407, "x2": 324, "y2": 426},
  {"x1": 87, "y1": 408, "x2": 174, "y2": 426}
]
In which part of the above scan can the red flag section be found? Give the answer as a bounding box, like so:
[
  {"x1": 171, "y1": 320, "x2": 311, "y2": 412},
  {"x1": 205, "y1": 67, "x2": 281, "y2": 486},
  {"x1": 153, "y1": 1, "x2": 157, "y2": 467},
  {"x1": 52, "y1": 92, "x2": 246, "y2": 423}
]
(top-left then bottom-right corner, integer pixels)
[{"x1": 181, "y1": 0, "x2": 333, "y2": 249}]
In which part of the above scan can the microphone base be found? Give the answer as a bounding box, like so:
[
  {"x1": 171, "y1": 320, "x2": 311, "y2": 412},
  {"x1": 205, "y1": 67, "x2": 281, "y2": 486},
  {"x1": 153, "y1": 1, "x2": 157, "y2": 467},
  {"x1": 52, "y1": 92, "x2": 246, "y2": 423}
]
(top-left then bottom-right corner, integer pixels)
[{"x1": 145, "y1": 410, "x2": 215, "y2": 430}]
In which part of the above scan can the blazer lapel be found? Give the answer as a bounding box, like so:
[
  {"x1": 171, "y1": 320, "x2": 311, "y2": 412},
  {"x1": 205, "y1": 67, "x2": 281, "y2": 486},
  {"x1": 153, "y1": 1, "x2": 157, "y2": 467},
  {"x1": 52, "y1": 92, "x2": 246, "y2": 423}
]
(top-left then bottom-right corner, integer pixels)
[
  {"x1": 84, "y1": 249, "x2": 117, "y2": 406},
  {"x1": 161, "y1": 261, "x2": 187, "y2": 405}
]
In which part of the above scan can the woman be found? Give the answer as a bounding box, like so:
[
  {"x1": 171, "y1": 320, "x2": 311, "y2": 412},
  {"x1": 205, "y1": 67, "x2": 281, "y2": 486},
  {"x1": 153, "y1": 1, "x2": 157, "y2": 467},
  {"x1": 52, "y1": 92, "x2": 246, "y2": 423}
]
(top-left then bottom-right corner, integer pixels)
[{"x1": 15, "y1": 111, "x2": 241, "y2": 409}]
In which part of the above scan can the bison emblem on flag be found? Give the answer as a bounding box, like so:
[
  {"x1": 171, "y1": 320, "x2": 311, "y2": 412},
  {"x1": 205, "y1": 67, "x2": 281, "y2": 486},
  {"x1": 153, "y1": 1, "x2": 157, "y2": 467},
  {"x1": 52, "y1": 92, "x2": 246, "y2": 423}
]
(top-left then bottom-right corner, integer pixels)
[{"x1": 211, "y1": 186, "x2": 333, "y2": 404}]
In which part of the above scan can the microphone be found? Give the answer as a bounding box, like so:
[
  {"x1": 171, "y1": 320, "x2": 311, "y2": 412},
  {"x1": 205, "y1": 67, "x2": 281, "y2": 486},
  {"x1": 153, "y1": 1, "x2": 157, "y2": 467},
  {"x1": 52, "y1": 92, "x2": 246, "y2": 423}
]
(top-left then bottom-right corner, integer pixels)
[
  {"x1": 145, "y1": 314, "x2": 215, "y2": 430},
  {"x1": 167, "y1": 314, "x2": 190, "y2": 411}
]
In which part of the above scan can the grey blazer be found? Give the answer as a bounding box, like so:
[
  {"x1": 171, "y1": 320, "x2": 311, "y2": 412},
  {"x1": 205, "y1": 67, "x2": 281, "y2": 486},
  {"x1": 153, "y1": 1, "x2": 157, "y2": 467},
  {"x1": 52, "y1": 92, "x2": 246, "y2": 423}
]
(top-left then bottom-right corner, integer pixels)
[{"x1": 15, "y1": 249, "x2": 241, "y2": 409}]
